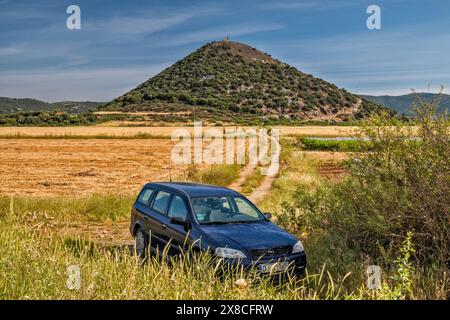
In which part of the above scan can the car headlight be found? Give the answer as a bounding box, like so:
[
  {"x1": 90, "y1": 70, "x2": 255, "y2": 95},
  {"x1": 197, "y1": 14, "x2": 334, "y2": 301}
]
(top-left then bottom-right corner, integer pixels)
[
  {"x1": 215, "y1": 247, "x2": 247, "y2": 259},
  {"x1": 292, "y1": 240, "x2": 304, "y2": 254}
]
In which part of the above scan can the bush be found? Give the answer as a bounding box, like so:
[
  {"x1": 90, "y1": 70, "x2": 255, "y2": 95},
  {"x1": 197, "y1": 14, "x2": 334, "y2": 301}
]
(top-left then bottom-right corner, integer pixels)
[
  {"x1": 289, "y1": 95, "x2": 449, "y2": 267},
  {"x1": 0, "y1": 111, "x2": 98, "y2": 127}
]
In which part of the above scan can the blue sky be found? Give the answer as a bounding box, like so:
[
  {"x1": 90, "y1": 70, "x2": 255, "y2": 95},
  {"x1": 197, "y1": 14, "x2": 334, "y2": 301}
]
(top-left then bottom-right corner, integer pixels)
[{"x1": 0, "y1": 0, "x2": 449, "y2": 102}]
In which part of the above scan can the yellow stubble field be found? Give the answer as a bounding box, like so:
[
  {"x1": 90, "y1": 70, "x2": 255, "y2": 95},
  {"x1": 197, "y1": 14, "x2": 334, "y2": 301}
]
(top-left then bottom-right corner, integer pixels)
[
  {"x1": 0, "y1": 139, "x2": 188, "y2": 196},
  {"x1": 0, "y1": 125, "x2": 359, "y2": 138}
]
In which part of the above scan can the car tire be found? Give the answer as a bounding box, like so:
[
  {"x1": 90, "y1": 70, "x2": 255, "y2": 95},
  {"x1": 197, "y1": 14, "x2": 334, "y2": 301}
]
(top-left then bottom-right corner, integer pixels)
[{"x1": 134, "y1": 228, "x2": 148, "y2": 259}]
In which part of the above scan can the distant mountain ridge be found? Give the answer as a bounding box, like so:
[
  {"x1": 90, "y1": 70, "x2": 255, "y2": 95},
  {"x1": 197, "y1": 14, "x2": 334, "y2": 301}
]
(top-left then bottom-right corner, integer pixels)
[
  {"x1": 100, "y1": 40, "x2": 388, "y2": 123},
  {"x1": 0, "y1": 97, "x2": 104, "y2": 114},
  {"x1": 360, "y1": 93, "x2": 450, "y2": 115}
]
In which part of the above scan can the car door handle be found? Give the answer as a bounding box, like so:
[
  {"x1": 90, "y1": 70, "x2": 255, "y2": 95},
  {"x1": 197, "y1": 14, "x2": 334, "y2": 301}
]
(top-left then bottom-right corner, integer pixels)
[
  {"x1": 144, "y1": 215, "x2": 149, "y2": 220},
  {"x1": 162, "y1": 224, "x2": 167, "y2": 229}
]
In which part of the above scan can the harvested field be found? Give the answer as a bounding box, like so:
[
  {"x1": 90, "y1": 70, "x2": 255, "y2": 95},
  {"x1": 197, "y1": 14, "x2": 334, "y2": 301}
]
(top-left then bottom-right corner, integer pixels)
[
  {"x1": 0, "y1": 126, "x2": 180, "y2": 138},
  {"x1": 0, "y1": 139, "x2": 187, "y2": 196},
  {"x1": 300, "y1": 151, "x2": 349, "y2": 162},
  {"x1": 0, "y1": 138, "x2": 350, "y2": 196},
  {"x1": 0, "y1": 126, "x2": 359, "y2": 138}
]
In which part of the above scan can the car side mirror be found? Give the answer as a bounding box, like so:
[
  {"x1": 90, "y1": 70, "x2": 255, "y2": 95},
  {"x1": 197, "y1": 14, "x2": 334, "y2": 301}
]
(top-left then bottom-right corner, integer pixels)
[
  {"x1": 170, "y1": 216, "x2": 190, "y2": 230},
  {"x1": 264, "y1": 212, "x2": 272, "y2": 220}
]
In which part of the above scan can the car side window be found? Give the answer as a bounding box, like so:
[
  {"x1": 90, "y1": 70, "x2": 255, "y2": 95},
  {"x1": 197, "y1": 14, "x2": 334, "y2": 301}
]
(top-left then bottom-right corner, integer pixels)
[
  {"x1": 168, "y1": 195, "x2": 188, "y2": 220},
  {"x1": 152, "y1": 191, "x2": 172, "y2": 215},
  {"x1": 137, "y1": 188, "x2": 154, "y2": 206}
]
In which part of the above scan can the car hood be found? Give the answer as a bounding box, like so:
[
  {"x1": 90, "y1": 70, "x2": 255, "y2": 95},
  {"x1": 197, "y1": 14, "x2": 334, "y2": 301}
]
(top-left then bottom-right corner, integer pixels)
[{"x1": 199, "y1": 221, "x2": 297, "y2": 252}]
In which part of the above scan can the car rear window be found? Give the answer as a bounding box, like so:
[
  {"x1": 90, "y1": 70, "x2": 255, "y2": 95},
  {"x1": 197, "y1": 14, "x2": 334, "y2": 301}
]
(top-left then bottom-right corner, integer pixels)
[
  {"x1": 137, "y1": 188, "x2": 154, "y2": 206},
  {"x1": 152, "y1": 191, "x2": 172, "y2": 215}
]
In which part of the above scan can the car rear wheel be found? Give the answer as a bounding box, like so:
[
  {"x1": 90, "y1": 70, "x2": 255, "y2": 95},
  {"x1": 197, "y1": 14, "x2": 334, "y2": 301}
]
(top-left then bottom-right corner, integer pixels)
[{"x1": 135, "y1": 228, "x2": 148, "y2": 259}]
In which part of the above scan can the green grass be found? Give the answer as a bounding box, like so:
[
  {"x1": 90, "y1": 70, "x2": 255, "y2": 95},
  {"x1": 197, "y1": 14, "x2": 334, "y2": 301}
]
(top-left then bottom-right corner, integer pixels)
[
  {"x1": 0, "y1": 193, "x2": 135, "y2": 223},
  {"x1": 300, "y1": 137, "x2": 368, "y2": 152},
  {"x1": 177, "y1": 164, "x2": 242, "y2": 187},
  {"x1": 200, "y1": 164, "x2": 241, "y2": 186},
  {"x1": 1, "y1": 204, "x2": 443, "y2": 299},
  {"x1": 241, "y1": 167, "x2": 265, "y2": 195},
  {"x1": 259, "y1": 138, "x2": 322, "y2": 215},
  {"x1": 0, "y1": 215, "x2": 351, "y2": 300},
  {"x1": 0, "y1": 208, "x2": 421, "y2": 300},
  {"x1": 0, "y1": 195, "x2": 347, "y2": 300}
]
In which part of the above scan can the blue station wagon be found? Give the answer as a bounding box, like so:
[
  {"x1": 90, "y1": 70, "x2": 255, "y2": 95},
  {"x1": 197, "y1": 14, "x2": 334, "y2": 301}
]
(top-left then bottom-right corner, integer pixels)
[{"x1": 130, "y1": 182, "x2": 306, "y2": 276}]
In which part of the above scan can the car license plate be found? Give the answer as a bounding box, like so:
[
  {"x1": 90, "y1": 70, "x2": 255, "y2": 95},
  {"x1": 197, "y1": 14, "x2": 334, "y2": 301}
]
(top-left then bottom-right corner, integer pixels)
[{"x1": 258, "y1": 261, "x2": 290, "y2": 274}]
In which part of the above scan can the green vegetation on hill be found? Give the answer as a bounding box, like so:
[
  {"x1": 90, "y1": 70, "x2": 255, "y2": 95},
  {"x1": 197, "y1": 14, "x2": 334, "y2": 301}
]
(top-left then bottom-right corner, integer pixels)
[
  {"x1": 102, "y1": 41, "x2": 390, "y2": 122},
  {"x1": 0, "y1": 111, "x2": 98, "y2": 126},
  {"x1": 0, "y1": 97, "x2": 104, "y2": 114},
  {"x1": 52, "y1": 101, "x2": 105, "y2": 113},
  {"x1": 0, "y1": 111, "x2": 164, "y2": 127},
  {"x1": 0, "y1": 97, "x2": 50, "y2": 114}
]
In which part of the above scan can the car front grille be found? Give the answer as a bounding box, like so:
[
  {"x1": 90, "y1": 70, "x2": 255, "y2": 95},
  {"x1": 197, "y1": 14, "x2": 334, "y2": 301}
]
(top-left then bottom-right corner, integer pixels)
[{"x1": 250, "y1": 246, "x2": 291, "y2": 258}]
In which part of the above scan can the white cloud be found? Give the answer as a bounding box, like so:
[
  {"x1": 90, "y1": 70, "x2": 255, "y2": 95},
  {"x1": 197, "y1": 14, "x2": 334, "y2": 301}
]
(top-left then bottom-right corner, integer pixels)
[
  {"x1": 257, "y1": 0, "x2": 352, "y2": 12},
  {"x1": 84, "y1": 7, "x2": 222, "y2": 36},
  {"x1": 0, "y1": 47, "x2": 22, "y2": 56},
  {"x1": 87, "y1": 13, "x2": 194, "y2": 35}
]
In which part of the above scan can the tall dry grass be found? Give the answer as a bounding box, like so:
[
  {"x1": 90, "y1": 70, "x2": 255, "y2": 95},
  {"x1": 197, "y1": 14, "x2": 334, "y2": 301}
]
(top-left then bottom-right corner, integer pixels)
[{"x1": 0, "y1": 203, "x2": 427, "y2": 300}]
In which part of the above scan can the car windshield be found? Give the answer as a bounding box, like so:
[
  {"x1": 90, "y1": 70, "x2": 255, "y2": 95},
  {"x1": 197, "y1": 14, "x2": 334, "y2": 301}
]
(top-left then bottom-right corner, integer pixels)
[{"x1": 191, "y1": 196, "x2": 265, "y2": 224}]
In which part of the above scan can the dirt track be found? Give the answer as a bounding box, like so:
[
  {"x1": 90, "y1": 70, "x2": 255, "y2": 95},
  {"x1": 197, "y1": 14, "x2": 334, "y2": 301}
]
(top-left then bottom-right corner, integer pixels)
[{"x1": 227, "y1": 164, "x2": 257, "y2": 193}]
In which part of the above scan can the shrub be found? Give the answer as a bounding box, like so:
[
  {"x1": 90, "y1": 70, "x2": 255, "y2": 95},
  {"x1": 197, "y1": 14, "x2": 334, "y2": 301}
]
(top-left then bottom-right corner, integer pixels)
[{"x1": 289, "y1": 95, "x2": 449, "y2": 267}]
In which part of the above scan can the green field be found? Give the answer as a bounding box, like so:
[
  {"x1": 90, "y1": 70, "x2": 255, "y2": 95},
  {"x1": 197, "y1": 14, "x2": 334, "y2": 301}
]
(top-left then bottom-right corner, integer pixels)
[{"x1": 300, "y1": 137, "x2": 368, "y2": 152}]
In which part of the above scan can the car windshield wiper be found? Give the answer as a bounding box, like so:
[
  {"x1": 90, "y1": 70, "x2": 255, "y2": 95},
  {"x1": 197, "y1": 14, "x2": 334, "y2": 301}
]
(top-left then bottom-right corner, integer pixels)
[
  {"x1": 231, "y1": 220, "x2": 260, "y2": 224},
  {"x1": 201, "y1": 221, "x2": 230, "y2": 225},
  {"x1": 202, "y1": 220, "x2": 261, "y2": 225}
]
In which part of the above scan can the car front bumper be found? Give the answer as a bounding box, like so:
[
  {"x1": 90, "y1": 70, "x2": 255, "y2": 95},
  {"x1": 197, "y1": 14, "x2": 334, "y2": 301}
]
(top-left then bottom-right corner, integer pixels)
[{"x1": 221, "y1": 251, "x2": 307, "y2": 277}]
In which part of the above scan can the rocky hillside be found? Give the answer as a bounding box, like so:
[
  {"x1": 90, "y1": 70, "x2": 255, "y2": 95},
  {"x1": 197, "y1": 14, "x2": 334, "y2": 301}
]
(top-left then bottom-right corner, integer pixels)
[{"x1": 101, "y1": 40, "x2": 387, "y2": 123}]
